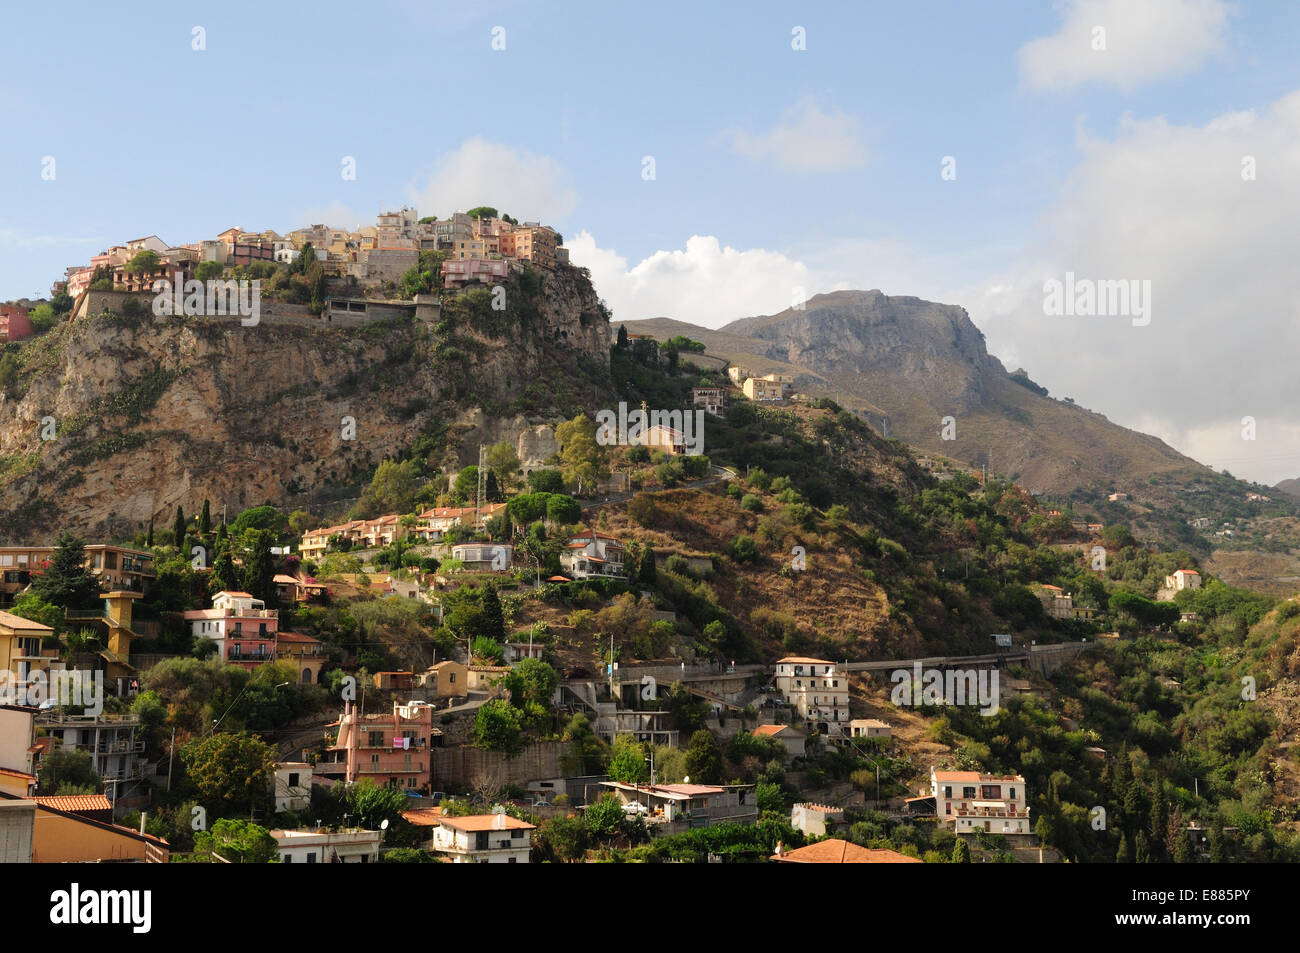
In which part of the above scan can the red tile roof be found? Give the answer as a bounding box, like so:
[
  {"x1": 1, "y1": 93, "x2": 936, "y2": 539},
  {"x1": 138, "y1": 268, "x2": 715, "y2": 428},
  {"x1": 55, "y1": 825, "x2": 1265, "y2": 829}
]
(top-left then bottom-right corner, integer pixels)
[
  {"x1": 32, "y1": 794, "x2": 112, "y2": 813},
  {"x1": 772, "y1": 839, "x2": 922, "y2": 864}
]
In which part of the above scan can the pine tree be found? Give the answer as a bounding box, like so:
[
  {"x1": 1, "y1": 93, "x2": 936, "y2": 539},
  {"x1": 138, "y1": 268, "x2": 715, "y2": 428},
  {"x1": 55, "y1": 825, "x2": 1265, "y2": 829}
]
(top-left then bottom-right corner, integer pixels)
[
  {"x1": 1173, "y1": 830, "x2": 1194, "y2": 864},
  {"x1": 29, "y1": 533, "x2": 100, "y2": 610},
  {"x1": 1116, "y1": 834, "x2": 1131, "y2": 863},
  {"x1": 212, "y1": 548, "x2": 239, "y2": 593},
  {"x1": 480, "y1": 583, "x2": 505, "y2": 641},
  {"x1": 217, "y1": 522, "x2": 228, "y2": 543},
  {"x1": 173, "y1": 506, "x2": 186, "y2": 549},
  {"x1": 1149, "y1": 775, "x2": 1167, "y2": 859},
  {"x1": 1209, "y1": 818, "x2": 1226, "y2": 863},
  {"x1": 952, "y1": 837, "x2": 972, "y2": 863},
  {"x1": 199, "y1": 499, "x2": 212, "y2": 537}
]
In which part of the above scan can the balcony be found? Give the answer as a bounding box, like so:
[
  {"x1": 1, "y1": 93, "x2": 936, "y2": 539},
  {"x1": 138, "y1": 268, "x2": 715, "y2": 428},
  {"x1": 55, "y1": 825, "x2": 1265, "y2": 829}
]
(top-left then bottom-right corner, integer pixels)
[
  {"x1": 228, "y1": 652, "x2": 275, "y2": 663},
  {"x1": 355, "y1": 763, "x2": 424, "y2": 774}
]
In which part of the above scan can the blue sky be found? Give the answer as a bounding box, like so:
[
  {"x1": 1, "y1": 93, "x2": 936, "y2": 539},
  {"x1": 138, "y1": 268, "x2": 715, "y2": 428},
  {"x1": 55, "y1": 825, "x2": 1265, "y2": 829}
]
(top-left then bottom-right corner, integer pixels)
[{"x1": 3, "y1": 0, "x2": 1299, "y2": 483}]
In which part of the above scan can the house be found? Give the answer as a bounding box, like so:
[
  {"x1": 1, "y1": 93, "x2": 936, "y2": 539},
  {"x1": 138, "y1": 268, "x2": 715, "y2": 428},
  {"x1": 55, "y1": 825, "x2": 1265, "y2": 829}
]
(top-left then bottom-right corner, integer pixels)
[
  {"x1": 372, "y1": 671, "x2": 415, "y2": 691},
  {"x1": 559, "y1": 532, "x2": 627, "y2": 580},
  {"x1": 1165, "y1": 568, "x2": 1202, "y2": 591},
  {"x1": 271, "y1": 763, "x2": 312, "y2": 813},
  {"x1": 414, "y1": 502, "x2": 507, "y2": 541},
  {"x1": 849, "y1": 718, "x2": 892, "y2": 740},
  {"x1": 433, "y1": 813, "x2": 535, "y2": 863},
  {"x1": 750, "y1": 723, "x2": 806, "y2": 759},
  {"x1": 773, "y1": 657, "x2": 850, "y2": 736},
  {"x1": 642, "y1": 424, "x2": 687, "y2": 455},
  {"x1": 441, "y1": 258, "x2": 511, "y2": 289},
  {"x1": 790, "y1": 802, "x2": 842, "y2": 837},
  {"x1": 451, "y1": 543, "x2": 513, "y2": 572},
  {"x1": 1108, "y1": 492, "x2": 1129, "y2": 502},
  {"x1": 1032, "y1": 584, "x2": 1096, "y2": 621},
  {"x1": 771, "y1": 839, "x2": 921, "y2": 863},
  {"x1": 273, "y1": 574, "x2": 307, "y2": 604},
  {"x1": 0, "y1": 704, "x2": 40, "y2": 797},
  {"x1": 0, "y1": 799, "x2": 35, "y2": 861},
  {"x1": 931, "y1": 768, "x2": 1031, "y2": 834},
  {"x1": 0, "y1": 610, "x2": 56, "y2": 682},
  {"x1": 0, "y1": 304, "x2": 34, "y2": 342},
  {"x1": 37, "y1": 711, "x2": 148, "y2": 808},
  {"x1": 0, "y1": 544, "x2": 155, "y2": 599},
  {"x1": 1, "y1": 792, "x2": 169, "y2": 862},
  {"x1": 184, "y1": 591, "x2": 279, "y2": 669},
  {"x1": 467, "y1": 665, "x2": 510, "y2": 693},
  {"x1": 275, "y1": 631, "x2": 325, "y2": 685},
  {"x1": 726, "y1": 366, "x2": 750, "y2": 385},
  {"x1": 509, "y1": 223, "x2": 559, "y2": 269},
  {"x1": 503, "y1": 641, "x2": 545, "y2": 665},
  {"x1": 271, "y1": 828, "x2": 381, "y2": 863},
  {"x1": 598, "y1": 781, "x2": 758, "y2": 827},
  {"x1": 315, "y1": 700, "x2": 436, "y2": 791},
  {"x1": 423, "y1": 660, "x2": 468, "y2": 701},
  {"x1": 691, "y1": 387, "x2": 726, "y2": 416}
]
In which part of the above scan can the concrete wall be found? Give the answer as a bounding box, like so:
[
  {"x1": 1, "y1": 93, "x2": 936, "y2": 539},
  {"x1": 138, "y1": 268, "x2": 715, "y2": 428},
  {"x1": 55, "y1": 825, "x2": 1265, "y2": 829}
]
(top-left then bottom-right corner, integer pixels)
[{"x1": 431, "y1": 741, "x2": 568, "y2": 788}]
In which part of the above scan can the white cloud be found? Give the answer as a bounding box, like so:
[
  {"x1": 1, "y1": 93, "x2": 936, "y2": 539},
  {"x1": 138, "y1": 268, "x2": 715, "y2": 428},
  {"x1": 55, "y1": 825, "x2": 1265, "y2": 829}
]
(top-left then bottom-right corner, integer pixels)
[
  {"x1": 409, "y1": 138, "x2": 577, "y2": 222},
  {"x1": 1019, "y1": 0, "x2": 1231, "y2": 92},
  {"x1": 724, "y1": 97, "x2": 867, "y2": 172},
  {"x1": 568, "y1": 232, "x2": 848, "y2": 327},
  {"x1": 960, "y1": 89, "x2": 1300, "y2": 484}
]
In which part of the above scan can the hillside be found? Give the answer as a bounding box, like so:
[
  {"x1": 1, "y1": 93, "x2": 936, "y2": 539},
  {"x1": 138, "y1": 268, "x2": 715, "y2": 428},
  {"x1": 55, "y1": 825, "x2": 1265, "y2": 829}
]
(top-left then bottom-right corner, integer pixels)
[
  {"x1": 0, "y1": 266, "x2": 612, "y2": 541},
  {"x1": 624, "y1": 290, "x2": 1298, "y2": 552}
]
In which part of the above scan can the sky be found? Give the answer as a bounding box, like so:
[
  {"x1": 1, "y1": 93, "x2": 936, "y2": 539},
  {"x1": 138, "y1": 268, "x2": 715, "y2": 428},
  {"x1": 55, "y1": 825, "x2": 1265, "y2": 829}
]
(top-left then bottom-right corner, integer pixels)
[{"x1": 2, "y1": 0, "x2": 1298, "y2": 483}]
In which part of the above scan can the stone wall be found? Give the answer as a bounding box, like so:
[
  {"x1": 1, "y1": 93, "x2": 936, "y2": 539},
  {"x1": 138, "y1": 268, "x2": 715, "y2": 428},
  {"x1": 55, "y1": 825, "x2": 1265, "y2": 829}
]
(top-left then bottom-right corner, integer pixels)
[{"x1": 431, "y1": 740, "x2": 569, "y2": 788}]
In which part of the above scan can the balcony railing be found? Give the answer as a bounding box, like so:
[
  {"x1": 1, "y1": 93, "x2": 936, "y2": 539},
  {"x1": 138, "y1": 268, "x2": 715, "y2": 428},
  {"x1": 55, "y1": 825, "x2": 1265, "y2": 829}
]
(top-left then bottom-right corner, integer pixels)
[
  {"x1": 355, "y1": 763, "x2": 424, "y2": 774},
  {"x1": 953, "y1": 808, "x2": 1029, "y2": 818}
]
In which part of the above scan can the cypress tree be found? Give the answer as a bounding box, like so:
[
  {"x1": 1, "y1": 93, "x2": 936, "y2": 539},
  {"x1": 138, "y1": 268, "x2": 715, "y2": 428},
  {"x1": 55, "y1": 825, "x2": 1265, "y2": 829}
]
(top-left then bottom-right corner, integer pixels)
[
  {"x1": 638, "y1": 545, "x2": 657, "y2": 586},
  {"x1": 480, "y1": 583, "x2": 505, "y2": 640},
  {"x1": 146, "y1": 518, "x2": 154, "y2": 547},
  {"x1": 199, "y1": 499, "x2": 212, "y2": 537},
  {"x1": 173, "y1": 506, "x2": 185, "y2": 549}
]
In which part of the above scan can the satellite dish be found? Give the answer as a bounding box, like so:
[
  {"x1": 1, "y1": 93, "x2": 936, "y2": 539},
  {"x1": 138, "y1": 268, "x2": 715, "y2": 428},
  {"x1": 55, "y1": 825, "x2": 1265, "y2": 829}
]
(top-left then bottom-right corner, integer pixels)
[
  {"x1": 380, "y1": 818, "x2": 389, "y2": 830},
  {"x1": 683, "y1": 776, "x2": 690, "y2": 784}
]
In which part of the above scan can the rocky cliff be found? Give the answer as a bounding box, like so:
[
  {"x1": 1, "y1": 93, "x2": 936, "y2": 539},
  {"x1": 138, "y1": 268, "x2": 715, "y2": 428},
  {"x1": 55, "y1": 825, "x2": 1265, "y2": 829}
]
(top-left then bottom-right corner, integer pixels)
[{"x1": 0, "y1": 266, "x2": 611, "y2": 541}]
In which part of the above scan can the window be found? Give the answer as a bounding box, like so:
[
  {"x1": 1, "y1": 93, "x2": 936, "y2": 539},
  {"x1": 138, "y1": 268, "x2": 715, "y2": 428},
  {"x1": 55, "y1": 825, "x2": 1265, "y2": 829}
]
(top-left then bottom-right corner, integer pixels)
[
  {"x1": 288, "y1": 773, "x2": 300, "y2": 787},
  {"x1": 284, "y1": 854, "x2": 292, "y2": 863},
  {"x1": 962, "y1": 786, "x2": 976, "y2": 798},
  {"x1": 306, "y1": 852, "x2": 317, "y2": 864}
]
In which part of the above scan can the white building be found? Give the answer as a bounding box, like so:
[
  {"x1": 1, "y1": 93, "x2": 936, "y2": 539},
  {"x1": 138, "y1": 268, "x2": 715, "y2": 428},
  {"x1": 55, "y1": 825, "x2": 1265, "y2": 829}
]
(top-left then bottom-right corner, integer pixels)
[
  {"x1": 560, "y1": 532, "x2": 627, "y2": 580},
  {"x1": 1165, "y1": 568, "x2": 1202, "y2": 591},
  {"x1": 433, "y1": 813, "x2": 534, "y2": 863},
  {"x1": 773, "y1": 657, "x2": 850, "y2": 736},
  {"x1": 931, "y1": 768, "x2": 1031, "y2": 835},
  {"x1": 271, "y1": 762, "x2": 312, "y2": 813},
  {"x1": 849, "y1": 718, "x2": 892, "y2": 740},
  {"x1": 791, "y1": 802, "x2": 842, "y2": 837},
  {"x1": 271, "y1": 828, "x2": 381, "y2": 864}
]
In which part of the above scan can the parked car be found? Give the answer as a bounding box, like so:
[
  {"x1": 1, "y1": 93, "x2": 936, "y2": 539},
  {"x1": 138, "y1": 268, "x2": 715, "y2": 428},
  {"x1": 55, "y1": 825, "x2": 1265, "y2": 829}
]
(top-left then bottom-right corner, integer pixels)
[{"x1": 623, "y1": 801, "x2": 649, "y2": 815}]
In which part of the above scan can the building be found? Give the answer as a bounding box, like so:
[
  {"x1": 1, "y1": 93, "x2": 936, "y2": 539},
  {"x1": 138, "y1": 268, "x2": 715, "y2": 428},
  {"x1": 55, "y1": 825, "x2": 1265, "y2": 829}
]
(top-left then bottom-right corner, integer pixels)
[
  {"x1": 0, "y1": 304, "x2": 34, "y2": 342},
  {"x1": 1108, "y1": 492, "x2": 1129, "y2": 502},
  {"x1": 560, "y1": 532, "x2": 627, "y2": 580},
  {"x1": 931, "y1": 768, "x2": 1031, "y2": 834},
  {"x1": 771, "y1": 839, "x2": 921, "y2": 864},
  {"x1": 773, "y1": 657, "x2": 850, "y2": 736},
  {"x1": 467, "y1": 665, "x2": 511, "y2": 693},
  {"x1": 450, "y1": 543, "x2": 513, "y2": 572},
  {"x1": 36, "y1": 711, "x2": 148, "y2": 807},
  {"x1": 503, "y1": 641, "x2": 545, "y2": 665},
  {"x1": 0, "y1": 544, "x2": 155, "y2": 604},
  {"x1": 412, "y1": 502, "x2": 507, "y2": 541},
  {"x1": 691, "y1": 387, "x2": 726, "y2": 416},
  {"x1": 1033, "y1": 584, "x2": 1096, "y2": 621},
  {"x1": 510, "y1": 224, "x2": 559, "y2": 269},
  {"x1": 441, "y1": 257, "x2": 511, "y2": 290},
  {"x1": 271, "y1": 828, "x2": 381, "y2": 864},
  {"x1": 432, "y1": 813, "x2": 535, "y2": 863},
  {"x1": 742, "y1": 377, "x2": 784, "y2": 401},
  {"x1": 849, "y1": 718, "x2": 892, "y2": 740},
  {"x1": 0, "y1": 799, "x2": 34, "y2": 861},
  {"x1": 0, "y1": 611, "x2": 55, "y2": 682},
  {"x1": 423, "y1": 660, "x2": 468, "y2": 701},
  {"x1": 299, "y1": 515, "x2": 408, "y2": 558},
  {"x1": 1, "y1": 792, "x2": 169, "y2": 862},
  {"x1": 642, "y1": 424, "x2": 688, "y2": 455},
  {"x1": 271, "y1": 763, "x2": 312, "y2": 813},
  {"x1": 316, "y1": 700, "x2": 436, "y2": 791},
  {"x1": 183, "y1": 591, "x2": 279, "y2": 669},
  {"x1": 726, "y1": 365, "x2": 750, "y2": 385},
  {"x1": 0, "y1": 704, "x2": 40, "y2": 796},
  {"x1": 275, "y1": 631, "x2": 325, "y2": 685},
  {"x1": 790, "y1": 802, "x2": 843, "y2": 837},
  {"x1": 750, "y1": 723, "x2": 806, "y2": 759},
  {"x1": 598, "y1": 781, "x2": 758, "y2": 827},
  {"x1": 1165, "y1": 568, "x2": 1202, "y2": 591}
]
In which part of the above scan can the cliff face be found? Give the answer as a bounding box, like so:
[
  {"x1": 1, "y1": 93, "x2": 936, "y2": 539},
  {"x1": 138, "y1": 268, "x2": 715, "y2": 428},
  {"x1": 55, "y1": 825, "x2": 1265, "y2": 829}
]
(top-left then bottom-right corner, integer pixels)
[{"x1": 0, "y1": 267, "x2": 610, "y2": 541}]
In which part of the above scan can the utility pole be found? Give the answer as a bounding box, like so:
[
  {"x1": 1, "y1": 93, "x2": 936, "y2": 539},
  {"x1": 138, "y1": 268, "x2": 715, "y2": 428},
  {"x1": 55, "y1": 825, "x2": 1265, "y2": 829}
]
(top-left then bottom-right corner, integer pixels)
[
  {"x1": 167, "y1": 725, "x2": 176, "y2": 792},
  {"x1": 476, "y1": 444, "x2": 486, "y2": 530}
]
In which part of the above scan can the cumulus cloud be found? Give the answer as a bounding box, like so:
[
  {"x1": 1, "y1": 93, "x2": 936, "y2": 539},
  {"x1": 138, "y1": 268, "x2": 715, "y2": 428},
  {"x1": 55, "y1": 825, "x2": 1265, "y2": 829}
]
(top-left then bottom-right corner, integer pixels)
[
  {"x1": 567, "y1": 232, "x2": 849, "y2": 327},
  {"x1": 1019, "y1": 0, "x2": 1231, "y2": 92},
  {"x1": 724, "y1": 97, "x2": 867, "y2": 172},
  {"x1": 960, "y1": 89, "x2": 1300, "y2": 484},
  {"x1": 409, "y1": 138, "x2": 577, "y2": 222}
]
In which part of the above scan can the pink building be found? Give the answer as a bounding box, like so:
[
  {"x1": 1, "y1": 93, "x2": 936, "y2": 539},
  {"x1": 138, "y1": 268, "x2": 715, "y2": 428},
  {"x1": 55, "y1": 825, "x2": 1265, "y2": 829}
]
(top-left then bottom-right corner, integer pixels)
[
  {"x1": 183, "y1": 590, "x2": 279, "y2": 670},
  {"x1": 442, "y1": 258, "x2": 510, "y2": 289},
  {"x1": 317, "y1": 700, "x2": 436, "y2": 791},
  {"x1": 0, "y1": 305, "x2": 34, "y2": 342}
]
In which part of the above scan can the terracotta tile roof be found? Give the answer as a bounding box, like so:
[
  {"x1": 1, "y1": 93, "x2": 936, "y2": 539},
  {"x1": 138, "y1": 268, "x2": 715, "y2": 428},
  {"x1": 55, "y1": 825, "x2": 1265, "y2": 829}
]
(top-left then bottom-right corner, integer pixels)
[
  {"x1": 752, "y1": 724, "x2": 792, "y2": 737},
  {"x1": 401, "y1": 806, "x2": 444, "y2": 827},
  {"x1": 772, "y1": 839, "x2": 922, "y2": 864},
  {"x1": 275, "y1": 631, "x2": 322, "y2": 644},
  {"x1": 32, "y1": 794, "x2": 112, "y2": 813},
  {"x1": 776, "y1": 656, "x2": 834, "y2": 665}
]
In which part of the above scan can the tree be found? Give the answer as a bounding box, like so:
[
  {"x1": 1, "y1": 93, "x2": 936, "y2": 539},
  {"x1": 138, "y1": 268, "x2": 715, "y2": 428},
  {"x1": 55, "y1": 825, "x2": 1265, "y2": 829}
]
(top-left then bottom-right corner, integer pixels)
[
  {"x1": 527, "y1": 469, "x2": 565, "y2": 494},
  {"x1": 952, "y1": 837, "x2": 972, "y2": 863},
  {"x1": 536, "y1": 815, "x2": 589, "y2": 863},
  {"x1": 195, "y1": 818, "x2": 278, "y2": 863},
  {"x1": 173, "y1": 506, "x2": 186, "y2": 550},
  {"x1": 240, "y1": 529, "x2": 276, "y2": 603},
  {"x1": 195, "y1": 260, "x2": 224, "y2": 282},
  {"x1": 125, "y1": 249, "x2": 160, "y2": 276},
  {"x1": 480, "y1": 584, "x2": 505, "y2": 641},
  {"x1": 684, "y1": 730, "x2": 723, "y2": 784},
  {"x1": 342, "y1": 778, "x2": 409, "y2": 831},
  {"x1": 454, "y1": 466, "x2": 480, "y2": 506},
  {"x1": 484, "y1": 442, "x2": 521, "y2": 488},
  {"x1": 357, "y1": 460, "x2": 420, "y2": 517},
  {"x1": 146, "y1": 518, "x2": 155, "y2": 547},
  {"x1": 484, "y1": 469, "x2": 503, "y2": 504},
  {"x1": 471, "y1": 699, "x2": 523, "y2": 754},
  {"x1": 503, "y1": 658, "x2": 558, "y2": 709},
  {"x1": 37, "y1": 748, "x2": 101, "y2": 795},
  {"x1": 11, "y1": 593, "x2": 65, "y2": 633},
  {"x1": 638, "y1": 545, "x2": 657, "y2": 585},
  {"x1": 465, "y1": 206, "x2": 498, "y2": 220},
  {"x1": 616, "y1": 324, "x2": 628, "y2": 348},
  {"x1": 230, "y1": 505, "x2": 289, "y2": 536},
  {"x1": 555, "y1": 413, "x2": 608, "y2": 495},
  {"x1": 29, "y1": 533, "x2": 100, "y2": 610},
  {"x1": 607, "y1": 735, "x2": 649, "y2": 784},
  {"x1": 179, "y1": 732, "x2": 276, "y2": 816},
  {"x1": 584, "y1": 794, "x2": 627, "y2": 837},
  {"x1": 211, "y1": 548, "x2": 239, "y2": 593},
  {"x1": 199, "y1": 500, "x2": 212, "y2": 537}
]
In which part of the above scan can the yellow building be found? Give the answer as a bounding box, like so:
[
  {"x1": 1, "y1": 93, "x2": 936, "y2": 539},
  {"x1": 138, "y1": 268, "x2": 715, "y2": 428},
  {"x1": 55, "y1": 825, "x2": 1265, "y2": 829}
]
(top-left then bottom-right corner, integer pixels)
[{"x1": 0, "y1": 610, "x2": 55, "y2": 679}]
